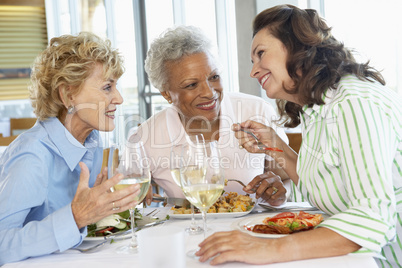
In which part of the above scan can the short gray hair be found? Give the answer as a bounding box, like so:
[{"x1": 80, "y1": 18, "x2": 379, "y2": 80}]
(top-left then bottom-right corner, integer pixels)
[{"x1": 144, "y1": 25, "x2": 217, "y2": 92}]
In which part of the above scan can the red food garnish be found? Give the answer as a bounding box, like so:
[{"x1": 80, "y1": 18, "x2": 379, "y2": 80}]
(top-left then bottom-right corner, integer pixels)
[
  {"x1": 263, "y1": 147, "x2": 283, "y2": 152},
  {"x1": 95, "y1": 226, "x2": 115, "y2": 235},
  {"x1": 266, "y1": 212, "x2": 295, "y2": 223}
]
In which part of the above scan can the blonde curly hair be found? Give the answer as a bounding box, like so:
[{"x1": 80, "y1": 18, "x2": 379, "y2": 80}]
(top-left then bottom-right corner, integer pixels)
[{"x1": 29, "y1": 32, "x2": 124, "y2": 120}]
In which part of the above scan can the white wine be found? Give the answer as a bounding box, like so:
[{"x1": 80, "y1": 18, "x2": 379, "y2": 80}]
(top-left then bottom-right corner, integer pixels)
[
  {"x1": 170, "y1": 168, "x2": 181, "y2": 187},
  {"x1": 180, "y1": 165, "x2": 206, "y2": 184},
  {"x1": 182, "y1": 184, "x2": 224, "y2": 212},
  {"x1": 114, "y1": 177, "x2": 151, "y2": 203}
]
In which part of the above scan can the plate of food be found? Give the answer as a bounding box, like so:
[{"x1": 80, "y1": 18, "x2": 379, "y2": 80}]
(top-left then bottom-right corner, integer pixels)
[
  {"x1": 168, "y1": 192, "x2": 255, "y2": 219},
  {"x1": 231, "y1": 211, "x2": 327, "y2": 238},
  {"x1": 85, "y1": 209, "x2": 167, "y2": 241}
]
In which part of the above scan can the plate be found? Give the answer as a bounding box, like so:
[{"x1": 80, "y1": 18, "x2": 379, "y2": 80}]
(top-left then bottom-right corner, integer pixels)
[
  {"x1": 231, "y1": 212, "x2": 328, "y2": 238},
  {"x1": 168, "y1": 204, "x2": 255, "y2": 219},
  {"x1": 84, "y1": 229, "x2": 131, "y2": 242},
  {"x1": 84, "y1": 216, "x2": 163, "y2": 241}
]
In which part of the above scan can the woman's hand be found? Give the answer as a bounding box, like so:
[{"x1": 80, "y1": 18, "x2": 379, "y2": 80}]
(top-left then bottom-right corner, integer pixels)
[
  {"x1": 145, "y1": 186, "x2": 153, "y2": 206},
  {"x1": 233, "y1": 120, "x2": 300, "y2": 182},
  {"x1": 196, "y1": 230, "x2": 278, "y2": 265},
  {"x1": 71, "y1": 162, "x2": 141, "y2": 229},
  {"x1": 244, "y1": 171, "x2": 286, "y2": 206},
  {"x1": 197, "y1": 228, "x2": 361, "y2": 265},
  {"x1": 93, "y1": 166, "x2": 108, "y2": 187},
  {"x1": 144, "y1": 185, "x2": 163, "y2": 206},
  {"x1": 232, "y1": 120, "x2": 284, "y2": 154}
]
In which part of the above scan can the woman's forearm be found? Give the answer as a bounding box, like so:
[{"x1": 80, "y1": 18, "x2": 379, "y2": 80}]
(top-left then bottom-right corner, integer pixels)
[{"x1": 276, "y1": 227, "x2": 361, "y2": 262}]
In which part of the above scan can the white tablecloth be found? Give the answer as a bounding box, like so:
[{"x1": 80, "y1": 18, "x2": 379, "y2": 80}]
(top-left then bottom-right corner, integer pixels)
[{"x1": 4, "y1": 206, "x2": 378, "y2": 268}]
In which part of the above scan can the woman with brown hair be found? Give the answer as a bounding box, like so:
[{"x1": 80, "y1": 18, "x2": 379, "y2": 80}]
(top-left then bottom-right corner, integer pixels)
[{"x1": 196, "y1": 5, "x2": 401, "y2": 266}]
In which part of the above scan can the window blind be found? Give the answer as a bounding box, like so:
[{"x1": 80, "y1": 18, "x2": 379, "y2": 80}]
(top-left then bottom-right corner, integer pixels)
[{"x1": 0, "y1": 5, "x2": 47, "y2": 100}]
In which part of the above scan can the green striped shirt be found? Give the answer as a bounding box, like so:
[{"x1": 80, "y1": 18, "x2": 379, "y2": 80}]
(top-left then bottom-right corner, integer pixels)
[{"x1": 297, "y1": 75, "x2": 402, "y2": 267}]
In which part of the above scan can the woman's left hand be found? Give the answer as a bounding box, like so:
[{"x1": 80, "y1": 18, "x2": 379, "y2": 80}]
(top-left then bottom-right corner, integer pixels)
[
  {"x1": 72, "y1": 162, "x2": 140, "y2": 229},
  {"x1": 244, "y1": 171, "x2": 286, "y2": 206},
  {"x1": 196, "y1": 230, "x2": 277, "y2": 265}
]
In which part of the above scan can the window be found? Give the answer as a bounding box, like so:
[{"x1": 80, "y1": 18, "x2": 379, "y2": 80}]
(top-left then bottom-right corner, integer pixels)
[
  {"x1": 0, "y1": 2, "x2": 47, "y2": 136},
  {"x1": 323, "y1": 0, "x2": 402, "y2": 96},
  {"x1": 255, "y1": 0, "x2": 402, "y2": 118}
]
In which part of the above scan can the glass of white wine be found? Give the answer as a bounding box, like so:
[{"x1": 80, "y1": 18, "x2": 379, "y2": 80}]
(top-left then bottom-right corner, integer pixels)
[
  {"x1": 109, "y1": 141, "x2": 151, "y2": 254},
  {"x1": 170, "y1": 143, "x2": 203, "y2": 235},
  {"x1": 180, "y1": 140, "x2": 224, "y2": 257}
]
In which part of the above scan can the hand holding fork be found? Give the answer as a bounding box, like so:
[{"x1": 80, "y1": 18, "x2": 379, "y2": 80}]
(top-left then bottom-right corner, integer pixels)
[{"x1": 234, "y1": 123, "x2": 283, "y2": 152}]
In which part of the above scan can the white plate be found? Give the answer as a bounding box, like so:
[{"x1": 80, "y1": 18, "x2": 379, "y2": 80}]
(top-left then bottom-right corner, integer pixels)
[
  {"x1": 231, "y1": 212, "x2": 328, "y2": 238},
  {"x1": 168, "y1": 205, "x2": 255, "y2": 219},
  {"x1": 84, "y1": 229, "x2": 131, "y2": 241},
  {"x1": 84, "y1": 216, "x2": 162, "y2": 241}
]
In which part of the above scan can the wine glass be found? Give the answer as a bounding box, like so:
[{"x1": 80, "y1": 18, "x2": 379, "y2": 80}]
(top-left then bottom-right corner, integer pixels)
[
  {"x1": 170, "y1": 143, "x2": 203, "y2": 235},
  {"x1": 180, "y1": 140, "x2": 224, "y2": 257},
  {"x1": 109, "y1": 141, "x2": 151, "y2": 254}
]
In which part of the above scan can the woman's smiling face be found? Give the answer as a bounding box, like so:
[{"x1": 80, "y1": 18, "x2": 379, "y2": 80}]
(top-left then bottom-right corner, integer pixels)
[
  {"x1": 250, "y1": 29, "x2": 298, "y2": 103},
  {"x1": 162, "y1": 52, "x2": 223, "y2": 124},
  {"x1": 69, "y1": 63, "x2": 123, "y2": 139}
]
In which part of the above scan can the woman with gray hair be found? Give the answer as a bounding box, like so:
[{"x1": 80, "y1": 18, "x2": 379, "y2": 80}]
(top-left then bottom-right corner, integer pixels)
[
  {"x1": 131, "y1": 25, "x2": 290, "y2": 206},
  {"x1": 0, "y1": 32, "x2": 140, "y2": 265}
]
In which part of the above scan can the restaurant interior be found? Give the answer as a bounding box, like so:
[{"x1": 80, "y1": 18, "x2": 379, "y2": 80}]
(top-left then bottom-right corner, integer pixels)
[{"x1": 0, "y1": 0, "x2": 401, "y2": 267}]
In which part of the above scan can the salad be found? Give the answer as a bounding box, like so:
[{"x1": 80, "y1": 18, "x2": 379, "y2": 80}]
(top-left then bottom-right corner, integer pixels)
[{"x1": 87, "y1": 209, "x2": 142, "y2": 237}]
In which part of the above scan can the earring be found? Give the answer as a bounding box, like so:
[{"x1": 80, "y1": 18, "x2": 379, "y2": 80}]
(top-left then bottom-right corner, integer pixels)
[
  {"x1": 168, "y1": 99, "x2": 172, "y2": 104},
  {"x1": 67, "y1": 105, "x2": 75, "y2": 114}
]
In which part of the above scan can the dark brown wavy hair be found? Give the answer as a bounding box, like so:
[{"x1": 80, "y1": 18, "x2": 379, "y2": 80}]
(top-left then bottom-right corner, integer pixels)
[{"x1": 253, "y1": 4, "x2": 385, "y2": 127}]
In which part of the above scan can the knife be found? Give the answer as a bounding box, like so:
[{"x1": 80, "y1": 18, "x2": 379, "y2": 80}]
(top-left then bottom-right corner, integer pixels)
[{"x1": 152, "y1": 196, "x2": 191, "y2": 207}]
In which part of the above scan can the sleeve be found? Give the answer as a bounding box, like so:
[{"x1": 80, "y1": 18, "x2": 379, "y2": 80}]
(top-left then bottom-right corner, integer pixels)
[
  {"x1": 319, "y1": 97, "x2": 397, "y2": 257},
  {"x1": 0, "y1": 151, "x2": 82, "y2": 265}
]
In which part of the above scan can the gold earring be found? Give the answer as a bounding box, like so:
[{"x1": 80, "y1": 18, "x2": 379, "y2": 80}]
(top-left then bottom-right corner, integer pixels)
[{"x1": 168, "y1": 99, "x2": 172, "y2": 104}]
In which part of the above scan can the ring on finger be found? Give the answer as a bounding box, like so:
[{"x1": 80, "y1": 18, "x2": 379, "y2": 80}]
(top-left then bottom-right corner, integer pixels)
[
  {"x1": 112, "y1": 202, "x2": 120, "y2": 211},
  {"x1": 272, "y1": 186, "x2": 278, "y2": 195}
]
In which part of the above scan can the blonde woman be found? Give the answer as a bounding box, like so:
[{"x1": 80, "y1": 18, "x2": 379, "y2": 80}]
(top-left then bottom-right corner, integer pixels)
[{"x1": 0, "y1": 32, "x2": 140, "y2": 264}]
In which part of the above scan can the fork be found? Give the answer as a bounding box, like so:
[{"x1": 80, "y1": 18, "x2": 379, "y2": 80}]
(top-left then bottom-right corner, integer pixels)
[
  {"x1": 227, "y1": 179, "x2": 247, "y2": 188},
  {"x1": 239, "y1": 128, "x2": 283, "y2": 152}
]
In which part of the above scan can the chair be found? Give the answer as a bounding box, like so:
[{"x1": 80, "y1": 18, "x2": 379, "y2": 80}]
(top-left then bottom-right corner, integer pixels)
[
  {"x1": 0, "y1": 135, "x2": 18, "y2": 146},
  {"x1": 286, "y1": 132, "x2": 302, "y2": 153},
  {"x1": 102, "y1": 148, "x2": 110, "y2": 170},
  {"x1": 9, "y1": 118, "x2": 37, "y2": 136},
  {"x1": 102, "y1": 147, "x2": 119, "y2": 172}
]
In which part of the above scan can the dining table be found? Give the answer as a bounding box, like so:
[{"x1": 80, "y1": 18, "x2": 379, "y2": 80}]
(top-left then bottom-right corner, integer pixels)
[{"x1": 3, "y1": 204, "x2": 378, "y2": 268}]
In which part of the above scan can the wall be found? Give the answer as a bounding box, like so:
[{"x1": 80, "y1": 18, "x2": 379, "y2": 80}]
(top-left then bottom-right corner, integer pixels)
[
  {"x1": 234, "y1": 0, "x2": 260, "y2": 96},
  {"x1": 235, "y1": 0, "x2": 299, "y2": 100}
]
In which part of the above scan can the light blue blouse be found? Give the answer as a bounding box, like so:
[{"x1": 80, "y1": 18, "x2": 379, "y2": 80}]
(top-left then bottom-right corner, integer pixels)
[{"x1": 0, "y1": 117, "x2": 103, "y2": 265}]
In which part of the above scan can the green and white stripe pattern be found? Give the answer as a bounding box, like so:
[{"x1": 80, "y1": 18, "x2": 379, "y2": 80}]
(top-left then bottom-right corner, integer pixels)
[{"x1": 297, "y1": 75, "x2": 402, "y2": 267}]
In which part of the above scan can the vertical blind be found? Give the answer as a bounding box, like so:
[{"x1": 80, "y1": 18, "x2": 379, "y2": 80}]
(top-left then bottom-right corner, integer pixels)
[{"x1": 0, "y1": 5, "x2": 47, "y2": 100}]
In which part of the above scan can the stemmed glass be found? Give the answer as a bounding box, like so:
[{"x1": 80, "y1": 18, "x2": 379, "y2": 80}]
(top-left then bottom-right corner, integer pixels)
[
  {"x1": 180, "y1": 140, "x2": 224, "y2": 257},
  {"x1": 170, "y1": 143, "x2": 203, "y2": 235},
  {"x1": 109, "y1": 141, "x2": 151, "y2": 254}
]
